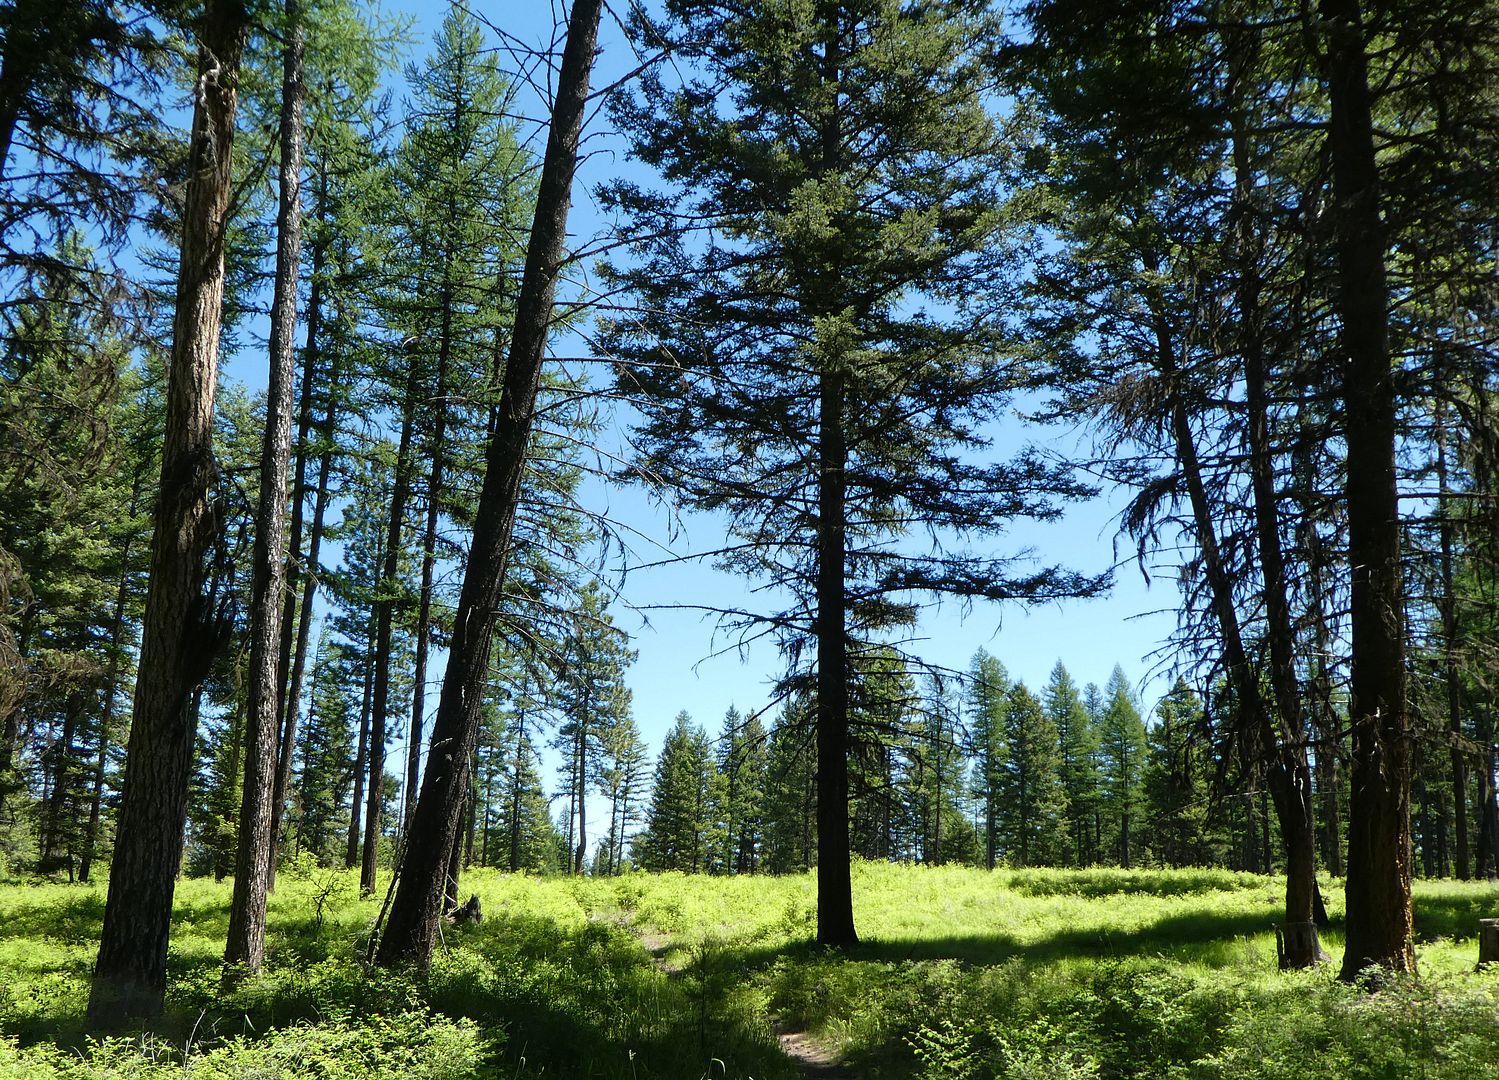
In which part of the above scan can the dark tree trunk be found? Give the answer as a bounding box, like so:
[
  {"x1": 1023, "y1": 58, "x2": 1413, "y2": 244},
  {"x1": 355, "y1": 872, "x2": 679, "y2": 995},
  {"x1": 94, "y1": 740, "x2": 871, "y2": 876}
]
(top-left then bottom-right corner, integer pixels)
[
  {"x1": 1162, "y1": 336, "x2": 1322, "y2": 952},
  {"x1": 374, "y1": 0, "x2": 603, "y2": 969},
  {"x1": 406, "y1": 297, "x2": 453, "y2": 829},
  {"x1": 345, "y1": 627, "x2": 375, "y2": 869},
  {"x1": 1321, "y1": 0, "x2": 1416, "y2": 980},
  {"x1": 269, "y1": 169, "x2": 333, "y2": 882},
  {"x1": 1435, "y1": 417, "x2": 1470, "y2": 880},
  {"x1": 814, "y1": 365, "x2": 857, "y2": 946},
  {"x1": 87, "y1": 0, "x2": 248, "y2": 1026},
  {"x1": 225, "y1": 0, "x2": 303, "y2": 976}
]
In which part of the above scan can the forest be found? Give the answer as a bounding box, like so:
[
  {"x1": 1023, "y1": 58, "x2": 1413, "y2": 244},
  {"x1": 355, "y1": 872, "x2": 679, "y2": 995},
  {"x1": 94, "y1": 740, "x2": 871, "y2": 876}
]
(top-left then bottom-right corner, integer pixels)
[{"x1": 1, "y1": 0, "x2": 1498, "y2": 1076}]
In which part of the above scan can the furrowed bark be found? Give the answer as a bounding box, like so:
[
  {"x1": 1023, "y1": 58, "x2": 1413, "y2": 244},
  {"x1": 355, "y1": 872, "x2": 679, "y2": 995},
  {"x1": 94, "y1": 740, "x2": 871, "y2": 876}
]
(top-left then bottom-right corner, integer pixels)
[
  {"x1": 374, "y1": 0, "x2": 603, "y2": 968},
  {"x1": 1321, "y1": 0, "x2": 1416, "y2": 980},
  {"x1": 87, "y1": 0, "x2": 248, "y2": 1025},
  {"x1": 225, "y1": 0, "x2": 304, "y2": 977}
]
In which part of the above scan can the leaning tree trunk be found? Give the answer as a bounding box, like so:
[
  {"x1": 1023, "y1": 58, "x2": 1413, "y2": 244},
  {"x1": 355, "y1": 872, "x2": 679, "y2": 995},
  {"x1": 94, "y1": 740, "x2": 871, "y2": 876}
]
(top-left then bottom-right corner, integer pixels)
[
  {"x1": 1160, "y1": 324, "x2": 1321, "y2": 960},
  {"x1": 87, "y1": 0, "x2": 249, "y2": 1026},
  {"x1": 374, "y1": 0, "x2": 603, "y2": 969},
  {"x1": 224, "y1": 0, "x2": 304, "y2": 978},
  {"x1": 1321, "y1": 0, "x2": 1416, "y2": 980}
]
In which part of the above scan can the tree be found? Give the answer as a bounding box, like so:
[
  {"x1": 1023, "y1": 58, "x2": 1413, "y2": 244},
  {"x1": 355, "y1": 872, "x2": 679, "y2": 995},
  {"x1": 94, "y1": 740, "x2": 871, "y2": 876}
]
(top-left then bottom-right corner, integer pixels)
[
  {"x1": 225, "y1": 0, "x2": 306, "y2": 979},
  {"x1": 553, "y1": 581, "x2": 635, "y2": 873},
  {"x1": 293, "y1": 634, "x2": 356, "y2": 863},
  {"x1": 636, "y1": 711, "x2": 717, "y2": 872},
  {"x1": 996, "y1": 681, "x2": 1067, "y2": 867},
  {"x1": 1321, "y1": 0, "x2": 1415, "y2": 979},
  {"x1": 88, "y1": 0, "x2": 250, "y2": 1025},
  {"x1": 1144, "y1": 678, "x2": 1214, "y2": 867},
  {"x1": 716, "y1": 707, "x2": 768, "y2": 874},
  {"x1": 1044, "y1": 660, "x2": 1098, "y2": 866},
  {"x1": 605, "y1": 0, "x2": 1101, "y2": 947},
  {"x1": 1097, "y1": 666, "x2": 1147, "y2": 868},
  {"x1": 374, "y1": 0, "x2": 605, "y2": 967},
  {"x1": 966, "y1": 651, "x2": 1008, "y2": 869}
]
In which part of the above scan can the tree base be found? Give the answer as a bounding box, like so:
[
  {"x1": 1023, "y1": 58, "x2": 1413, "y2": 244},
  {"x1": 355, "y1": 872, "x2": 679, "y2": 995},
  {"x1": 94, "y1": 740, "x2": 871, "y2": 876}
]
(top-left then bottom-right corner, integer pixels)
[
  {"x1": 1276, "y1": 920, "x2": 1328, "y2": 970},
  {"x1": 1478, "y1": 919, "x2": 1499, "y2": 968}
]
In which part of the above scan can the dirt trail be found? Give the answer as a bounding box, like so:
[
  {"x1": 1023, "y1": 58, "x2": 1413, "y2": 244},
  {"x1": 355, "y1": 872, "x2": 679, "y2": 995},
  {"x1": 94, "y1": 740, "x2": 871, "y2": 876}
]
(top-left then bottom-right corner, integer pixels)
[
  {"x1": 603, "y1": 911, "x2": 857, "y2": 1078},
  {"x1": 774, "y1": 1023, "x2": 859, "y2": 1078}
]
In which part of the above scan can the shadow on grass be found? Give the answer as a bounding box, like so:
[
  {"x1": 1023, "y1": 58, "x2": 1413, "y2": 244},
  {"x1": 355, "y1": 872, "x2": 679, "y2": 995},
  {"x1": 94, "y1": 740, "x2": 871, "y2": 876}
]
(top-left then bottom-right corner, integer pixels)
[{"x1": 1411, "y1": 885, "x2": 1499, "y2": 943}]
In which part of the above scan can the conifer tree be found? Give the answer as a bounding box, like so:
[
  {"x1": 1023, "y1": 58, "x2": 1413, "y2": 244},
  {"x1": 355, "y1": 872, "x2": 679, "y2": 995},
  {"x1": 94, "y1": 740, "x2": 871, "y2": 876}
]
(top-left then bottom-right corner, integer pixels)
[
  {"x1": 996, "y1": 681, "x2": 1068, "y2": 866},
  {"x1": 1098, "y1": 666, "x2": 1148, "y2": 867},
  {"x1": 636, "y1": 712, "x2": 718, "y2": 873},
  {"x1": 1044, "y1": 661, "x2": 1099, "y2": 866},
  {"x1": 967, "y1": 650, "x2": 1008, "y2": 869},
  {"x1": 606, "y1": 0, "x2": 1100, "y2": 944}
]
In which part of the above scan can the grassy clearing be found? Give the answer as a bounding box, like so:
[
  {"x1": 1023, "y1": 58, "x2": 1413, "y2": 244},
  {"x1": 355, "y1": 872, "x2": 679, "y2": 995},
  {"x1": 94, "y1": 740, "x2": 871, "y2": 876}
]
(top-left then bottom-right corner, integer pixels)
[{"x1": 0, "y1": 863, "x2": 1495, "y2": 1077}]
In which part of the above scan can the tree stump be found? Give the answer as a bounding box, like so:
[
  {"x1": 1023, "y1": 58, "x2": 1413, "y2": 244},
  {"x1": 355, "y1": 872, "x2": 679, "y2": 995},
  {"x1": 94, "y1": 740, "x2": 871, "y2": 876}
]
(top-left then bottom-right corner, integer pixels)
[
  {"x1": 1478, "y1": 919, "x2": 1499, "y2": 968},
  {"x1": 1276, "y1": 921, "x2": 1324, "y2": 970},
  {"x1": 444, "y1": 894, "x2": 482, "y2": 926}
]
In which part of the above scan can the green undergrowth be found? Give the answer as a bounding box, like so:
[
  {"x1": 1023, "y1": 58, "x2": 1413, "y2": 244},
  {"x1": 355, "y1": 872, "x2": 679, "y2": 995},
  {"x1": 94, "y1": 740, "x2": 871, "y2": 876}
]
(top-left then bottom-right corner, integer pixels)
[{"x1": 1, "y1": 862, "x2": 1496, "y2": 1078}]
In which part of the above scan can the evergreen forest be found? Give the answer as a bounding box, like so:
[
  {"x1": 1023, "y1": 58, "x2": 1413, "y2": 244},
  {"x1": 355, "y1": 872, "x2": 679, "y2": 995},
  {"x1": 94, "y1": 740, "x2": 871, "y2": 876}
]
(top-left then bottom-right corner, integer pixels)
[{"x1": 1, "y1": 0, "x2": 1498, "y2": 1076}]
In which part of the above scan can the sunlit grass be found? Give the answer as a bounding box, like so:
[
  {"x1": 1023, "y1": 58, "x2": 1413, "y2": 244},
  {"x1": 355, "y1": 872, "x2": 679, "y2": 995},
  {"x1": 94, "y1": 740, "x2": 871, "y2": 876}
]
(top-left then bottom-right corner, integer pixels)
[{"x1": 1, "y1": 862, "x2": 1496, "y2": 1077}]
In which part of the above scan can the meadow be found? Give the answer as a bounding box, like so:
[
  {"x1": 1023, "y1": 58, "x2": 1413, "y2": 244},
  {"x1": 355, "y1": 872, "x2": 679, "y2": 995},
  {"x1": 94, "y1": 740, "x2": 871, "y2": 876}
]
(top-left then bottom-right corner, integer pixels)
[{"x1": 0, "y1": 862, "x2": 1496, "y2": 1078}]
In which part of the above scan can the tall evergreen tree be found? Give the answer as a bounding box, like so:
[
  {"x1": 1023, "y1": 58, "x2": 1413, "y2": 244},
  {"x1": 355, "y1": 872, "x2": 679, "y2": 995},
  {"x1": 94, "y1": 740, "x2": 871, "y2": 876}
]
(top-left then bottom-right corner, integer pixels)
[
  {"x1": 966, "y1": 650, "x2": 1008, "y2": 869},
  {"x1": 1044, "y1": 660, "x2": 1098, "y2": 867},
  {"x1": 89, "y1": 0, "x2": 250, "y2": 1025},
  {"x1": 996, "y1": 681, "x2": 1067, "y2": 867},
  {"x1": 1097, "y1": 666, "x2": 1147, "y2": 868},
  {"x1": 606, "y1": 0, "x2": 1101, "y2": 946},
  {"x1": 636, "y1": 711, "x2": 717, "y2": 873}
]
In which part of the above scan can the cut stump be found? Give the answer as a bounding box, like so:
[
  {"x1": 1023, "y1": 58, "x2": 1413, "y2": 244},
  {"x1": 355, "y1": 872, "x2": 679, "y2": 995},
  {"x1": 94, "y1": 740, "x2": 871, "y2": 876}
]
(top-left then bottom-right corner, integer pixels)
[
  {"x1": 1478, "y1": 918, "x2": 1499, "y2": 968},
  {"x1": 1276, "y1": 920, "x2": 1325, "y2": 970}
]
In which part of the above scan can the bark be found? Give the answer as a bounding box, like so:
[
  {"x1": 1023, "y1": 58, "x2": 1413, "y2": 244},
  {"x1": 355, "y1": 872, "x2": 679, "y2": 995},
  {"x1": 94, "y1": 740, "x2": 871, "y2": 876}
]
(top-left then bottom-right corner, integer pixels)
[
  {"x1": 814, "y1": 364, "x2": 857, "y2": 945},
  {"x1": 269, "y1": 170, "x2": 332, "y2": 880},
  {"x1": 224, "y1": 0, "x2": 303, "y2": 977},
  {"x1": 373, "y1": 0, "x2": 603, "y2": 969},
  {"x1": 1321, "y1": 0, "x2": 1416, "y2": 980},
  {"x1": 345, "y1": 624, "x2": 375, "y2": 869},
  {"x1": 1435, "y1": 416, "x2": 1470, "y2": 879},
  {"x1": 87, "y1": 0, "x2": 248, "y2": 1026},
  {"x1": 1161, "y1": 332, "x2": 1321, "y2": 949},
  {"x1": 405, "y1": 296, "x2": 453, "y2": 829}
]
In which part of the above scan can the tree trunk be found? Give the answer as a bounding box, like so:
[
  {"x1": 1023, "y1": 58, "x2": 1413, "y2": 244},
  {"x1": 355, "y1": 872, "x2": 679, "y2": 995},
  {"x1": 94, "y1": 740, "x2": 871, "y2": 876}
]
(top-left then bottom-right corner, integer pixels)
[
  {"x1": 1435, "y1": 416, "x2": 1470, "y2": 880},
  {"x1": 374, "y1": 0, "x2": 603, "y2": 969},
  {"x1": 405, "y1": 296, "x2": 453, "y2": 830},
  {"x1": 1321, "y1": 0, "x2": 1416, "y2": 981},
  {"x1": 345, "y1": 629, "x2": 374, "y2": 869},
  {"x1": 268, "y1": 171, "x2": 332, "y2": 883},
  {"x1": 87, "y1": 0, "x2": 249, "y2": 1026},
  {"x1": 225, "y1": 0, "x2": 303, "y2": 977},
  {"x1": 1162, "y1": 335, "x2": 1321, "y2": 952},
  {"x1": 815, "y1": 365, "x2": 857, "y2": 946}
]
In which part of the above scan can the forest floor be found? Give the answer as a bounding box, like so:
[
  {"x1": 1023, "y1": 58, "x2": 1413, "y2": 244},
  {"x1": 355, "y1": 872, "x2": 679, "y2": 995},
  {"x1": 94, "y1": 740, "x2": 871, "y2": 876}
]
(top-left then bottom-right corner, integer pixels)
[{"x1": 1, "y1": 862, "x2": 1497, "y2": 1078}]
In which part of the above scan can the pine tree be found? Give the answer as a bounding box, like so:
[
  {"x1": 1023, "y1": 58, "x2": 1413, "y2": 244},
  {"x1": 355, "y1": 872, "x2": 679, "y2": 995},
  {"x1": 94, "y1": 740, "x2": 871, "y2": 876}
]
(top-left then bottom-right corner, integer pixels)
[
  {"x1": 996, "y1": 681, "x2": 1068, "y2": 867},
  {"x1": 293, "y1": 634, "x2": 356, "y2": 864},
  {"x1": 761, "y1": 698, "x2": 817, "y2": 874},
  {"x1": 1044, "y1": 661, "x2": 1098, "y2": 867},
  {"x1": 552, "y1": 581, "x2": 635, "y2": 873},
  {"x1": 1098, "y1": 666, "x2": 1148, "y2": 868},
  {"x1": 89, "y1": 0, "x2": 251, "y2": 1024},
  {"x1": 605, "y1": 0, "x2": 1102, "y2": 946},
  {"x1": 1143, "y1": 678, "x2": 1212, "y2": 867},
  {"x1": 636, "y1": 712, "x2": 717, "y2": 873},
  {"x1": 967, "y1": 650, "x2": 1008, "y2": 869},
  {"x1": 716, "y1": 707, "x2": 769, "y2": 874}
]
